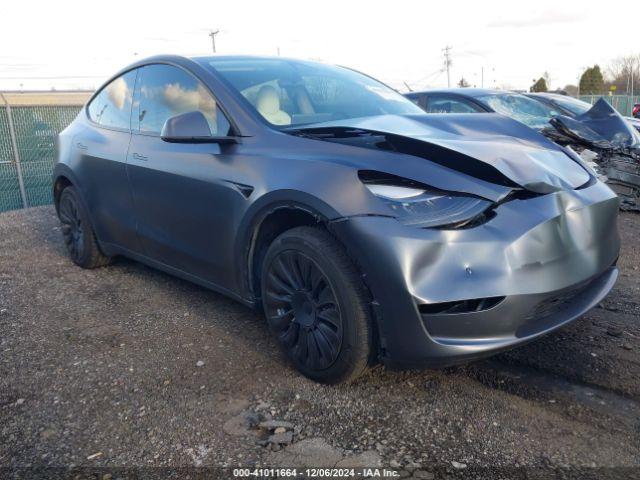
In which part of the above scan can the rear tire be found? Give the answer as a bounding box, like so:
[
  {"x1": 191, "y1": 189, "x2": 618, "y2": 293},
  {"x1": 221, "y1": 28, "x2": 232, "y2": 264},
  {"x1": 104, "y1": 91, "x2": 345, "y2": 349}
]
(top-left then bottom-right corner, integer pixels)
[
  {"x1": 261, "y1": 226, "x2": 373, "y2": 384},
  {"x1": 57, "y1": 186, "x2": 112, "y2": 269}
]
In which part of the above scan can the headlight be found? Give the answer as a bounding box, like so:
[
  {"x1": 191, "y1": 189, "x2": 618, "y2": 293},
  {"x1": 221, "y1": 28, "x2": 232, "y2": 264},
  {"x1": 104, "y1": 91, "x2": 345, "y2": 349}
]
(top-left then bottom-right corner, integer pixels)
[{"x1": 365, "y1": 183, "x2": 492, "y2": 228}]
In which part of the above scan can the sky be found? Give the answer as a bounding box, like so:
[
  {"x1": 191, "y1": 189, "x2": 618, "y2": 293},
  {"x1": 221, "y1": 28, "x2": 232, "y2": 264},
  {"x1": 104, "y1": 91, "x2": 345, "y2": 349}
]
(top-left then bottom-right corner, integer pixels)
[{"x1": 1, "y1": 0, "x2": 639, "y2": 92}]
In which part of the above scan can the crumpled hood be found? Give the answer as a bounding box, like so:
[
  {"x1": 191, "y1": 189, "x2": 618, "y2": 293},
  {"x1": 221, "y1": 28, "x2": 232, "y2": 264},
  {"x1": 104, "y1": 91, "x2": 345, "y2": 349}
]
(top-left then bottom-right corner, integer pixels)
[
  {"x1": 551, "y1": 98, "x2": 640, "y2": 150},
  {"x1": 296, "y1": 113, "x2": 591, "y2": 193}
]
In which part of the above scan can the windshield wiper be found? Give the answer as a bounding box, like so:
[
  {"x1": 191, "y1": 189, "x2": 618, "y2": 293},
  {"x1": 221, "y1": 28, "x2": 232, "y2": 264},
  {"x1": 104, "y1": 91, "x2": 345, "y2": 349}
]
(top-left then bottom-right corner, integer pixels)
[
  {"x1": 288, "y1": 126, "x2": 367, "y2": 137},
  {"x1": 287, "y1": 126, "x2": 393, "y2": 151}
]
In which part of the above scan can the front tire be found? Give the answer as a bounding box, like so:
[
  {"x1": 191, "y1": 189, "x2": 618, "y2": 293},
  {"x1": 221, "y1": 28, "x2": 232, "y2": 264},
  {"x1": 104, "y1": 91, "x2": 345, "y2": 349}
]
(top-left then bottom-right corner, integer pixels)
[
  {"x1": 261, "y1": 226, "x2": 373, "y2": 384},
  {"x1": 57, "y1": 186, "x2": 112, "y2": 269}
]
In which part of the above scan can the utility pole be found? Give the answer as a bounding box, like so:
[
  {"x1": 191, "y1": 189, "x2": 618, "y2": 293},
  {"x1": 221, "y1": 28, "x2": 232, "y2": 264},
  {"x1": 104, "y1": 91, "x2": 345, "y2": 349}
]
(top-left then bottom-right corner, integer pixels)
[
  {"x1": 481, "y1": 66, "x2": 484, "y2": 88},
  {"x1": 209, "y1": 30, "x2": 219, "y2": 53},
  {"x1": 442, "y1": 46, "x2": 452, "y2": 88}
]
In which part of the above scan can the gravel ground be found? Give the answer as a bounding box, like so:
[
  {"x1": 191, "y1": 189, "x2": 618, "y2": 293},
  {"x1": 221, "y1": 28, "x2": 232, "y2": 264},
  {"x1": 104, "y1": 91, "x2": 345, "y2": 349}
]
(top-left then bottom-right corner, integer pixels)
[{"x1": 1, "y1": 206, "x2": 639, "y2": 478}]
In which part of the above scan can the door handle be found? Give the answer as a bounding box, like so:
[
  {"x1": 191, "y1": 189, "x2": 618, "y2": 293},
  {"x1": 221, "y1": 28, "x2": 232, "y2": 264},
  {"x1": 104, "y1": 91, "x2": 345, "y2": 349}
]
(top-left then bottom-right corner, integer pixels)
[
  {"x1": 132, "y1": 152, "x2": 148, "y2": 161},
  {"x1": 76, "y1": 142, "x2": 88, "y2": 150}
]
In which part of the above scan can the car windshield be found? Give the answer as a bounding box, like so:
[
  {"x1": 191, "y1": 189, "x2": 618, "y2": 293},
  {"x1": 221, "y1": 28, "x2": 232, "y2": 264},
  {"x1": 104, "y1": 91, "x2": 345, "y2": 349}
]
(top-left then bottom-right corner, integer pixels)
[
  {"x1": 202, "y1": 58, "x2": 423, "y2": 127},
  {"x1": 477, "y1": 93, "x2": 558, "y2": 129},
  {"x1": 547, "y1": 95, "x2": 592, "y2": 116}
]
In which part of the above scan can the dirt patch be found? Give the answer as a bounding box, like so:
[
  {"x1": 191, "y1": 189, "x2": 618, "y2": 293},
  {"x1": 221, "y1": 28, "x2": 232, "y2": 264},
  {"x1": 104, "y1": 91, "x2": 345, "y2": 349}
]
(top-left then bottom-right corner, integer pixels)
[{"x1": 0, "y1": 207, "x2": 639, "y2": 475}]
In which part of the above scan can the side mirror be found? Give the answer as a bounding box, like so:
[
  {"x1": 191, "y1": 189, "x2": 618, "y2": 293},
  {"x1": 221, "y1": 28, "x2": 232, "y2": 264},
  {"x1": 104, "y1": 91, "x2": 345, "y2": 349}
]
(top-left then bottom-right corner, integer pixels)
[{"x1": 160, "y1": 111, "x2": 237, "y2": 144}]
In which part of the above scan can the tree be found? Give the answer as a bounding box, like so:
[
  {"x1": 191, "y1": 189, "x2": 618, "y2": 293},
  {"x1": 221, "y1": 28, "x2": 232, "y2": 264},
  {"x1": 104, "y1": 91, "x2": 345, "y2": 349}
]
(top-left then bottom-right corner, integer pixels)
[
  {"x1": 579, "y1": 65, "x2": 605, "y2": 95},
  {"x1": 457, "y1": 77, "x2": 470, "y2": 88},
  {"x1": 607, "y1": 54, "x2": 640, "y2": 94},
  {"x1": 530, "y1": 77, "x2": 548, "y2": 92}
]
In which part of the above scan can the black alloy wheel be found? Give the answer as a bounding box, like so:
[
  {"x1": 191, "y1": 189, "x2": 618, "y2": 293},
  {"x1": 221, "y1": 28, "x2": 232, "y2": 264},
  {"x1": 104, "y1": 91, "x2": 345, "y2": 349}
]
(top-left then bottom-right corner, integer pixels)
[
  {"x1": 264, "y1": 250, "x2": 343, "y2": 370},
  {"x1": 57, "y1": 186, "x2": 112, "y2": 269},
  {"x1": 59, "y1": 192, "x2": 85, "y2": 263},
  {"x1": 261, "y1": 226, "x2": 373, "y2": 384}
]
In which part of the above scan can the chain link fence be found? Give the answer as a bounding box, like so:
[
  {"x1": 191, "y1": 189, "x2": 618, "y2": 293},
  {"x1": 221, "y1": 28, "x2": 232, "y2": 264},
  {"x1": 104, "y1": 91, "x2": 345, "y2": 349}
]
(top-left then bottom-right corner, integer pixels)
[
  {"x1": 578, "y1": 95, "x2": 640, "y2": 117},
  {"x1": 0, "y1": 91, "x2": 92, "y2": 213},
  {"x1": 0, "y1": 91, "x2": 638, "y2": 214}
]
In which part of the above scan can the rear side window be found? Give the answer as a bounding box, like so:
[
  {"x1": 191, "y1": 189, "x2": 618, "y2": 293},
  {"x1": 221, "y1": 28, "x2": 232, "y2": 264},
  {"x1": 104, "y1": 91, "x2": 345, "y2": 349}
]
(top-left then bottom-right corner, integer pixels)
[
  {"x1": 87, "y1": 70, "x2": 137, "y2": 129},
  {"x1": 134, "y1": 64, "x2": 231, "y2": 136},
  {"x1": 406, "y1": 95, "x2": 426, "y2": 109},
  {"x1": 426, "y1": 96, "x2": 481, "y2": 113}
]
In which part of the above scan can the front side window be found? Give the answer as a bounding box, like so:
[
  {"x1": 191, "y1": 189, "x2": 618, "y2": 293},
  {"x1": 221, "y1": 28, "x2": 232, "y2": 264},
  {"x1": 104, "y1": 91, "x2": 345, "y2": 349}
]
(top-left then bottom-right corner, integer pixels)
[
  {"x1": 134, "y1": 64, "x2": 231, "y2": 136},
  {"x1": 87, "y1": 70, "x2": 137, "y2": 129},
  {"x1": 426, "y1": 96, "x2": 481, "y2": 113},
  {"x1": 203, "y1": 58, "x2": 423, "y2": 127}
]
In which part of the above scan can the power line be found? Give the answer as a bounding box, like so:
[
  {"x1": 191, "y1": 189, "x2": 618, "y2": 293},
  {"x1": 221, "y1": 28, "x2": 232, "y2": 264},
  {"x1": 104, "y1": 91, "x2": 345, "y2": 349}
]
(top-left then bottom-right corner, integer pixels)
[
  {"x1": 406, "y1": 67, "x2": 445, "y2": 91},
  {"x1": 458, "y1": 50, "x2": 491, "y2": 88}
]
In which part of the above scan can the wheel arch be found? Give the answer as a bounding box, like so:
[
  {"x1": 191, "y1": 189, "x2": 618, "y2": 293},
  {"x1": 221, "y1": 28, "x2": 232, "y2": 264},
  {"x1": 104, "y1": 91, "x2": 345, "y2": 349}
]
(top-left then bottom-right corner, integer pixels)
[
  {"x1": 52, "y1": 164, "x2": 81, "y2": 212},
  {"x1": 239, "y1": 197, "x2": 334, "y2": 304},
  {"x1": 238, "y1": 192, "x2": 383, "y2": 364},
  {"x1": 52, "y1": 165, "x2": 102, "y2": 247}
]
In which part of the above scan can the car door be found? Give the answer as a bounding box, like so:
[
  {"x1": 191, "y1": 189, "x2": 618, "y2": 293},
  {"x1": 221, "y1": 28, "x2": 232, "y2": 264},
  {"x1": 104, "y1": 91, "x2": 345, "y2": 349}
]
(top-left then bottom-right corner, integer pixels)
[
  {"x1": 76, "y1": 68, "x2": 142, "y2": 251},
  {"x1": 126, "y1": 63, "x2": 244, "y2": 287}
]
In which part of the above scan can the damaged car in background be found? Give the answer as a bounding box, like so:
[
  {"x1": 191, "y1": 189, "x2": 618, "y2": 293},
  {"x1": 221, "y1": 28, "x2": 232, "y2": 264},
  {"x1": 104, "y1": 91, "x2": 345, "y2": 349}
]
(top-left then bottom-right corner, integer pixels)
[
  {"x1": 55, "y1": 56, "x2": 620, "y2": 384},
  {"x1": 525, "y1": 92, "x2": 640, "y2": 134},
  {"x1": 406, "y1": 89, "x2": 640, "y2": 210}
]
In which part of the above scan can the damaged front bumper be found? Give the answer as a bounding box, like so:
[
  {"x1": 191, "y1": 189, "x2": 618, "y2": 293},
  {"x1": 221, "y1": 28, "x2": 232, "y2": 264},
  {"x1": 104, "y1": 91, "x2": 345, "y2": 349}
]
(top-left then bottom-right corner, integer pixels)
[
  {"x1": 573, "y1": 147, "x2": 640, "y2": 211},
  {"x1": 330, "y1": 180, "x2": 620, "y2": 368},
  {"x1": 603, "y1": 155, "x2": 640, "y2": 211}
]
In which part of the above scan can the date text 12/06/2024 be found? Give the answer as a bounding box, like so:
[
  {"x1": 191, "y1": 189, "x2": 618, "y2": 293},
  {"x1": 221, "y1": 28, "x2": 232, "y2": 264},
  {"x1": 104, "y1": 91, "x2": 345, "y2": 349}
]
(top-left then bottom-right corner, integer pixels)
[{"x1": 233, "y1": 468, "x2": 401, "y2": 477}]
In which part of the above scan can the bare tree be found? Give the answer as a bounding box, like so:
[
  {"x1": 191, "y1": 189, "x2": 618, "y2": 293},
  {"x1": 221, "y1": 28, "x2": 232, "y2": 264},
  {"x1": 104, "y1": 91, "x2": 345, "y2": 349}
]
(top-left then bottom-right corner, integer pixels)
[
  {"x1": 563, "y1": 85, "x2": 578, "y2": 97},
  {"x1": 457, "y1": 77, "x2": 470, "y2": 88},
  {"x1": 607, "y1": 54, "x2": 640, "y2": 94}
]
